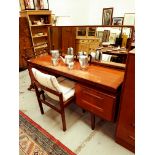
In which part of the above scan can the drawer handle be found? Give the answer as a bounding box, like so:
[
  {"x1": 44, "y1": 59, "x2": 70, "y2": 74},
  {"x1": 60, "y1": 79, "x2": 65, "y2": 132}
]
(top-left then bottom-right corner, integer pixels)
[
  {"x1": 84, "y1": 91, "x2": 104, "y2": 100},
  {"x1": 128, "y1": 135, "x2": 135, "y2": 141}
]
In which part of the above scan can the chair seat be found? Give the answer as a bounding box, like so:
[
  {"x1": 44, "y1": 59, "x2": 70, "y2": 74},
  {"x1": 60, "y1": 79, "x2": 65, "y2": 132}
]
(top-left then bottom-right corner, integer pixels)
[{"x1": 45, "y1": 76, "x2": 75, "y2": 102}]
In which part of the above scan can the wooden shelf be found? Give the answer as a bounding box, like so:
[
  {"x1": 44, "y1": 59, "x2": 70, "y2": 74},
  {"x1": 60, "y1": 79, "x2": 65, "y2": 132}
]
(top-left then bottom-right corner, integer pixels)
[
  {"x1": 31, "y1": 24, "x2": 51, "y2": 27},
  {"x1": 32, "y1": 34, "x2": 48, "y2": 38},
  {"x1": 34, "y1": 43, "x2": 47, "y2": 49},
  {"x1": 100, "y1": 61, "x2": 126, "y2": 69}
]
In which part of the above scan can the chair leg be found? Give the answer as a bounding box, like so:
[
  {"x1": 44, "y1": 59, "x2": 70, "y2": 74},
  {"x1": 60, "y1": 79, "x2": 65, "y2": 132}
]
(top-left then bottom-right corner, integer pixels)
[
  {"x1": 38, "y1": 100, "x2": 44, "y2": 114},
  {"x1": 61, "y1": 110, "x2": 66, "y2": 131},
  {"x1": 27, "y1": 67, "x2": 34, "y2": 91},
  {"x1": 82, "y1": 109, "x2": 86, "y2": 113},
  {"x1": 34, "y1": 86, "x2": 44, "y2": 114},
  {"x1": 28, "y1": 83, "x2": 34, "y2": 91},
  {"x1": 90, "y1": 113, "x2": 95, "y2": 130}
]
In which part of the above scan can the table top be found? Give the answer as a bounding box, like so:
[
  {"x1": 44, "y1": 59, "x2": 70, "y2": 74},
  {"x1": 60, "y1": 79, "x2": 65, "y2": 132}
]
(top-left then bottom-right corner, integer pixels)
[{"x1": 28, "y1": 55, "x2": 125, "y2": 93}]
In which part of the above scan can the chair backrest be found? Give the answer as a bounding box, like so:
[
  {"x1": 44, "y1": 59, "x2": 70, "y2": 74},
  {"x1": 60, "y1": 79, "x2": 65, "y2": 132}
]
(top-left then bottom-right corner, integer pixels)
[{"x1": 32, "y1": 68, "x2": 62, "y2": 101}]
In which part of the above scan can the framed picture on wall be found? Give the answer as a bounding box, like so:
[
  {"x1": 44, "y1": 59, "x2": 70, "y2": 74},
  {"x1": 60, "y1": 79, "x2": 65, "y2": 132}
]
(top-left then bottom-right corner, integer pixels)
[
  {"x1": 123, "y1": 13, "x2": 135, "y2": 25},
  {"x1": 112, "y1": 17, "x2": 124, "y2": 25},
  {"x1": 34, "y1": 0, "x2": 49, "y2": 10},
  {"x1": 102, "y1": 8, "x2": 113, "y2": 25},
  {"x1": 20, "y1": 0, "x2": 26, "y2": 10},
  {"x1": 24, "y1": 0, "x2": 35, "y2": 10},
  {"x1": 109, "y1": 33, "x2": 117, "y2": 44}
]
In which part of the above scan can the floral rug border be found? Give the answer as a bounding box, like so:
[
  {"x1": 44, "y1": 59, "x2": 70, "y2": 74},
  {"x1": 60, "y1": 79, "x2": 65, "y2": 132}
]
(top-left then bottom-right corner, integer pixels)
[{"x1": 19, "y1": 110, "x2": 76, "y2": 155}]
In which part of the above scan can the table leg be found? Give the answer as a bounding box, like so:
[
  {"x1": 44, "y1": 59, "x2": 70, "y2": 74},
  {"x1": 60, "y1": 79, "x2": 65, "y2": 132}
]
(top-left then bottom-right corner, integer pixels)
[{"x1": 91, "y1": 113, "x2": 95, "y2": 130}]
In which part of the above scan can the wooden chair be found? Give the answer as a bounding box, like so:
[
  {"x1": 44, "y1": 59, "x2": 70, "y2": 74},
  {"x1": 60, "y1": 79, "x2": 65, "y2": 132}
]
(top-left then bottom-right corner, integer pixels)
[{"x1": 30, "y1": 67, "x2": 76, "y2": 131}]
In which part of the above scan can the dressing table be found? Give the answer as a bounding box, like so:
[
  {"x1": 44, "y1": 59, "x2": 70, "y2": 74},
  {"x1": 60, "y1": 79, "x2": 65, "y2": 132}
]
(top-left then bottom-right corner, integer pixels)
[{"x1": 27, "y1": 55, "x2": 125, "y2": 129}]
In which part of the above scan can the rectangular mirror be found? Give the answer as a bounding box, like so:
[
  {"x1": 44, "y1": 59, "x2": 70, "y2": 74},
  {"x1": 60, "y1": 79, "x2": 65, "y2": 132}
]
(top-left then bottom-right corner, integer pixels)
[{"x1": 50, "y1": 25, "x2": 134, "y2": 69}]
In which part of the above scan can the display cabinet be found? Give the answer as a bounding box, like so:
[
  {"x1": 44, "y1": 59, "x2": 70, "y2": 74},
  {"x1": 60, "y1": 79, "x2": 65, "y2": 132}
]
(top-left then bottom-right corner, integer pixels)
[
  {"x1": 75, "y1": 27, "x2": 100, "y2": 54},
  {"x1": 20, "y1": 10, "x2": 52, "y2": 56}
]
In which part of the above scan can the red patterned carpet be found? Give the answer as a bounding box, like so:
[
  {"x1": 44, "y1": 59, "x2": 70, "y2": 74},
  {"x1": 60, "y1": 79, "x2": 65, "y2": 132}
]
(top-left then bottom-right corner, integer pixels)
[{"x1": 19, "y1": 111, "x2": 76, "y2": 155}]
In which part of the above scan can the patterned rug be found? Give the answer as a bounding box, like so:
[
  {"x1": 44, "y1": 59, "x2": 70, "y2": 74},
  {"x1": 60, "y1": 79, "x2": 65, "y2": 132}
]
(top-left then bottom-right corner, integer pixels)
[{"x1": 19, "y1": 111, "x2": 76, "y2": 155}]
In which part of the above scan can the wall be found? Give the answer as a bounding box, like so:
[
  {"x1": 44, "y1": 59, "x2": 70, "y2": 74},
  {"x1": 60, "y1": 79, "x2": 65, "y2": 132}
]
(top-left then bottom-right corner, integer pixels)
[{"x1": 49, "y1": 0, "x2": 135, "y2": 25}]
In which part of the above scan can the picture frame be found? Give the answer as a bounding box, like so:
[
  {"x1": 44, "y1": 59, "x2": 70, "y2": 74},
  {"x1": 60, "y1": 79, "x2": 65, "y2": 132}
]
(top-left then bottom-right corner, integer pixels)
[
  {"x1": 123, "y1": 13, "x2": 135, "y2": 25},
  {"x1": 109, "y1": 33, "x2": 117, "y2": 44},
  {"x1": 34, "y1": 0, "x2": 49, "y2": 10},
  {"x1": 24, "y1": 0, "x2": 35, "y2": 10},
  {"x1": 112, "y1": 17, "x2": 124, "y2": 25},
  {"x1": 20, "y1": 0, "x2": 25, "y2": 10},
  {"x1": 102, "y1": 7, "x2": 113, "y2": 25}
]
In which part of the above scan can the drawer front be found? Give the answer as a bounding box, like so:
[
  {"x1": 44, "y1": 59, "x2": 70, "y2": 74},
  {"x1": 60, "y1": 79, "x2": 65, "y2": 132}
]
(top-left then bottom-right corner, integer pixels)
[
  {"x1": 75, "y1": 84, "x2": 116, "y2": 121},
  {"x1": 76, "y1": 39, "x2": 88, "y2": 43},
  {"x1": 76, "y1": 43, "x2": 89, "y2": 52}
]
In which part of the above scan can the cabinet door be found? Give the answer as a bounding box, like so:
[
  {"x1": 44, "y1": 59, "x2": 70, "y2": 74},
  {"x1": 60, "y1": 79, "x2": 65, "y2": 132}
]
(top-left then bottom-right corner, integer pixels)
[
  {"x1": 61, "y1": 27, "x2": 76, "y2": 52},
  {"x1": 50, "y1": 27, "x2": 61, "y2": 50},
  {"x1": 76, "y1": 43, "x2": 89, "y2": 53}
]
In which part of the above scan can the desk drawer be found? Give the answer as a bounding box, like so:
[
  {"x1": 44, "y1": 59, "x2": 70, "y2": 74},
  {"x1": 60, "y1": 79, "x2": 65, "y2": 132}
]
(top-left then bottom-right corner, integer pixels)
[{"x1": 75, "y1": 84, "x2": 116, "y2": 121}]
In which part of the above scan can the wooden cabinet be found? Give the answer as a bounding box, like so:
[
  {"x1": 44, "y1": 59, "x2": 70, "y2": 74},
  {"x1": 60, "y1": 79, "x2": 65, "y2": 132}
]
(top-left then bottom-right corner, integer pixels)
[
  {"x1": 20, "y1": 10, "x2": 52, "y2": 48},
  {"x1": 50, "y1": 26, "x2": 62, "y2": 50},
  {"x1": 75, "y1": 38, "x2": 100, "y2": 54},
  {"x1": 19, "y1": 10, "x2": 52, "y2": 69},
  {"x1": 19, "y1": 17, "x2": 33, "y2": 69},
  {"x1": 61, "y1": 27, "x2": 76, "y2": 53},
  {"x1": 115, "y1": 49, "x2": 135, "y2": 152},
  {"x1": 75, "y1": 83, "x2": 118, "y2": 122},
  {"x1": 75, "y1": 27, "x2": 100, "y2": 54}
]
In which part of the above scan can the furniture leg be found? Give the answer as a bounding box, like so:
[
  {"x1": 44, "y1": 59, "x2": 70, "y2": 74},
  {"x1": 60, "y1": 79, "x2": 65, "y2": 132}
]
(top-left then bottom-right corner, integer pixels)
[
  {"x1": 34, "y1": 85, "x2": 44, "y2": 114},
  {"x1": 61, "y1": 110, "x2": 66, "y2": 131},
  {"x1": 27, "y1": 65, "x2": 34, "y2": 91},
  {"x1": 28, "y1": 83, "x2": 34, "y2": 91},
  {"x1": 38, "y1": 100, "x2": 44, "y2": 114},
  {"x1": 82, "y1": 109, "x2": 86, "y2": 113},
  {"x1": 91, "y1": 113, "x2": 95, "y2": 130}
]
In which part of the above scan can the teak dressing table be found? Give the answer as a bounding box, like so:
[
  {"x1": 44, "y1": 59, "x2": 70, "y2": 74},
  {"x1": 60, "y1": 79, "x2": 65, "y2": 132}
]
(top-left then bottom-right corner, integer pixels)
[{"x1": 28, "y1": 55, "x2": 125, "y2": 128}]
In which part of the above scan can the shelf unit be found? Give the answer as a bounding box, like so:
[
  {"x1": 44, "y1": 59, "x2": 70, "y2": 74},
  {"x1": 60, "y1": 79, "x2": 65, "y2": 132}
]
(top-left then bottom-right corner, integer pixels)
[{"x1": 20, "y1": 10, "x2": 52, "y2": 54}]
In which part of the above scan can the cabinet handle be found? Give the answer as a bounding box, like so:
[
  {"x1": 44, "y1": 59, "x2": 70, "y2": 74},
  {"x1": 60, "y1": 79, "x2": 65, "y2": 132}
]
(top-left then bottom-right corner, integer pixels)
[{"x1": 128, "y1": 135, "x2": 135, "y2": 141}]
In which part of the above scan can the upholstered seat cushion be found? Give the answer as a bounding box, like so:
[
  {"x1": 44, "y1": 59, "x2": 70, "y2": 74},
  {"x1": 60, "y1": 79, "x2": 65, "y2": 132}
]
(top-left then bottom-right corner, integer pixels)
[
  {"x1": 57, "y1": 77, "x2": 75, "y2": 101},
  {"x1": 32, "y1": 68, "x2": 75, "y2": 102}
]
